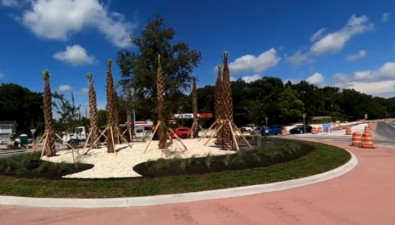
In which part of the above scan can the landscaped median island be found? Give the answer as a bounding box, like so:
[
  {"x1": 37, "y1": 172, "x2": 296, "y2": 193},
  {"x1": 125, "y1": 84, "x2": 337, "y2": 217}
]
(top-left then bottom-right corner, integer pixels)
[{"x1": 0, "y1": 139, "x2": 351, "y2": 198}]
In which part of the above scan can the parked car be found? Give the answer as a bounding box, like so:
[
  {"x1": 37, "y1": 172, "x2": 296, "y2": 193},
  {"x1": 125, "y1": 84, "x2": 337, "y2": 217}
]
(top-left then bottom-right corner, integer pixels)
[
  {"x1": 261, "y1": 125, "x2": 284, "y2": 135},
  {"x1": 290, "y1": 124, "x2": 312, "y2": 134},
  {"x1": 241, "y1": 124, "x2": 257, "y2": 133},
  {"x1": 172, "y1": 127, "x2": 191, "y2": 139}
]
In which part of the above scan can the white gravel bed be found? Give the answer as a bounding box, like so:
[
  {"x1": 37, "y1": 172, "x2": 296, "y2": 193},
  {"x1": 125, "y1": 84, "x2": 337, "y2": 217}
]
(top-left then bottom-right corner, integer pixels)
[{"x1": 42, "y1": 138, "x2": 234, "y2": 179}]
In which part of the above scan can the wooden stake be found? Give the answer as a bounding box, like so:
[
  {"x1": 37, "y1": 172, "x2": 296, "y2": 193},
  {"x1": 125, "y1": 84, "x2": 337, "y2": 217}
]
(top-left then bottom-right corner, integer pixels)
[
  {"x1": 84, "y1": 127, "x2": 108, "y2": 155},
  {"x1": 40, "y1": 131, "x2": 48, "y2": 158},
  {"x1": 228, "y1": 121, "x2": 239, "y2": 151},
  {"x1": 117, "y1": 127, "x2": 132, "y2": 150},
  {"x1": 82, "y1": 128, "x2": 94, "y2": 153},
  {"x1": 198, "y1": 121, "x2": 217, "y2": 141},
  {"x1": 54, "y1": 133, "x2": 76, "y2": 162},
  {"x1": 144, "y1": 121, "x2": 160, "y2": 153},
  {"x1": 110, "y1": 126, "x2": 116, "y2": 155},
  {"x1": 232, "y1": 123, "x2": 253, "y2": 149},
  {"x1": 30, "y1": 132, "x2": 46, "y2": 156},
  {"x1": 204, "y1": 122, "x2": 223, "y2": 146},
  {"x1": 168, "y1": 127, "x2": 188, "y2": 150}
]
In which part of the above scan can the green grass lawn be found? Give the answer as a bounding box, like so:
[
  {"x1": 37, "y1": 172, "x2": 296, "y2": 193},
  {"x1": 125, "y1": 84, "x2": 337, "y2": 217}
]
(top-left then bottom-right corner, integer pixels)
[{"x1": 0, "y1": 140, "x2": 351, "y2": 198}]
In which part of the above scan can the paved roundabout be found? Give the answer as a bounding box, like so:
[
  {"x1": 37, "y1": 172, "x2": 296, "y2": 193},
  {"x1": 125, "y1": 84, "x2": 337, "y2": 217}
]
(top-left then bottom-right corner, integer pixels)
[{"x1": 1, "y1": 138, "x2": 395, "y2": 224}]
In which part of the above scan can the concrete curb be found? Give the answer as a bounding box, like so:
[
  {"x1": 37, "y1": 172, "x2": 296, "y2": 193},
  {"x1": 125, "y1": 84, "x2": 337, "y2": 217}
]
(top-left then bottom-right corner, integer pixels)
[
  {"x1": 0, "y1": 149, "x2": 26, "y2": 155},
  {"x1": 0, "y1": 150, "x2": 358, "y2": 208}
]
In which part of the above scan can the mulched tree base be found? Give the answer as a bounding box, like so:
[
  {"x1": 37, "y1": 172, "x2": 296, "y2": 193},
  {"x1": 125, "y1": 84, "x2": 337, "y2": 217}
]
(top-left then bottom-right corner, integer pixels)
[{"x1": 133, "y1": 141, "x2": 314, "y2": 178}]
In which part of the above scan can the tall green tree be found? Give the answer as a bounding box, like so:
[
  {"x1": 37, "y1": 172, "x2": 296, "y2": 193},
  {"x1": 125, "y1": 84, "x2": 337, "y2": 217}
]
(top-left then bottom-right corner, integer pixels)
[
  {"x1": 52, "y1": 92, "x2": 81, "y2": 133},
  {"x1": 117, "y1": 15, "x2": 201, "y2": 120},
  {"x1": 0, "y1": 83, "x2": 43, "y2": 133}
]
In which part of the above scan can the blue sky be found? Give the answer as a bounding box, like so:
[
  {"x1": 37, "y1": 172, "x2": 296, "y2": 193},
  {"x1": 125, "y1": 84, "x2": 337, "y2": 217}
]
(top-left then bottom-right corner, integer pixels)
[{"x1": 1, "y1": 0, "x2": 395, "y2": 113}]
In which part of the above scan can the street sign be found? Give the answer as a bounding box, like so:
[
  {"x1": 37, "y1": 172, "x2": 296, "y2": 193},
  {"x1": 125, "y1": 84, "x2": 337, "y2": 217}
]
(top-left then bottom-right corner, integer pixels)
[
  {"x1": 364, "y1": 114, "x2": 368, "y2": 120},
  {"x1": 30, "y1": 129, "x2": 36, "y2": 134},
  {"x1": 322, "y1": 123, "x2": 331, "y2": 132}
]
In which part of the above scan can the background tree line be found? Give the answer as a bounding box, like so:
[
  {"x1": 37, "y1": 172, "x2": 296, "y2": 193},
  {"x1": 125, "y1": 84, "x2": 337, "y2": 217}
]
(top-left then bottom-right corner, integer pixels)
[{"x1": 197, "y1": 78, "x2": 395, "y2": 126}]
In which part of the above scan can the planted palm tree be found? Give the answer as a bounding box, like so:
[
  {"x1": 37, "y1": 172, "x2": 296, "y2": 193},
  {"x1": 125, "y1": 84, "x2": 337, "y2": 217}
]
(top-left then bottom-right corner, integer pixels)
[
  {"x1": 157, "y1": 54, "x2": 167, "y2": 149},
  {"x1": 87, "y1": 73, "x2": 99, "y2": 149},
  {"x1": 113, "y1": 89, "x2": 120, "y2": 144},
  {"x1": 191, "y1": 76, "x2": 199, "y2": 138},
  {"x1": 106, "y1": 59, "x2": 115, "y2": 153},
  {"x1": 221, "y1": 52, "x2": 235, "y2": 150},
  {"x1": 214, "y1": 65, "x2": 224, "y2": 145},
  {"x1": 41, "y1": 70, "x2": 56, "y2": 157},
  {"x1": 126, "y1": 103, "x2": 133, "y2": 142}
]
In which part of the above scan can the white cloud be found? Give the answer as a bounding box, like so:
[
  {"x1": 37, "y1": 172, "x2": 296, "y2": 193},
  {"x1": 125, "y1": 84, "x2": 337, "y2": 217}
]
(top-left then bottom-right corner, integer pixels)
[
  {"x1": 80, "y1": 88, "x2": 89, "y2": 94},
  {"x1": 331, "y1": 61, "x2": 395, "y2": 97},
  {"x1": 22, "y1": 0, "x2": 133, "y2": 47},
  {"x1": 58, "y1": 85, "x2": 72, "y2": 92},
  {"x1": 306, "y1": 72, "x2": 324, "y2": 85},
  {"x1": 310, "y1": 28, "x2": 326, "y2": 42},
  {"x1": 230, "y1": 76, "x2": 236, "y2": 81},
  {"x1": 353, "y1": 70, "x2": 371, "y2": 80},
  {"x1": 346, "y1": 50, "x2": 367, "y2": 61},
  {"x1": 331, "y1": 73, "x2": 351, "y2": 89},
  {"x1": 347, "y1": 80, "x2": 395, "y2": 96},
  {"x1": 381, "y1": 13, "x2": 391, "y2": 23},
  {"x1": 228, "y1": 48, "x2": 281, "y2": 74},
  {"x1": 241, "y1": 74, "x2": 261, "y2": 83},
  {"x1": 0, "y1": 72, "x2": 4, "y2": 78},
  {"x1": 53, "y1": 45, "x2": 95, "y2": 66},
  {"x1": 310, "y1": 15, "x2": 373, "y2": 55},
  {"x1": 286, "y1": 50, "x2": 314, "y2": 65},
  {"x1": 351, "y1": 62, "x2": 395, "y2": 81}
]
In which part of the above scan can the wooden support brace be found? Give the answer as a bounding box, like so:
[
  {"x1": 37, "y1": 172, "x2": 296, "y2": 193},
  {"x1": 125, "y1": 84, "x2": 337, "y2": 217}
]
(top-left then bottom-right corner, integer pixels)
[
  {"x1": 204, "y1": 122, "x2": 223, "y2": 146},
  {"x1": 198, "y1": 121, "x2": 217, "y2": 141},
  {"x1": 228, "y1": 121, "x2": 239, "y2": 151},
  {"x1": 144, "y1": 121, "x2": 160, "y2": 153}
]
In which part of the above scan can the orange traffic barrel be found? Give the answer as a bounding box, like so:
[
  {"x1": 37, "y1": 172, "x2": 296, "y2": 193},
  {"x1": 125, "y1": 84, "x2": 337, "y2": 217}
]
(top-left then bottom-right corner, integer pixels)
[
  {"x1": 362, "y1": 132, "x2": 375, "y2": 148},
  {"x1": 281, "y1": 127, "x2": 287, "y2": 136},
  {"x1": 311, "y1": 127, "x2": 317, "y2": 134},
  {"x1": 345, "y1": 127, "x2": 352, "y2": 135},
  {"x1": 351, "y1": 132, "x2": 362, "y2": 147},
  {"x1": 364, "y1": 126, "x2": 372, "y2": 134}
]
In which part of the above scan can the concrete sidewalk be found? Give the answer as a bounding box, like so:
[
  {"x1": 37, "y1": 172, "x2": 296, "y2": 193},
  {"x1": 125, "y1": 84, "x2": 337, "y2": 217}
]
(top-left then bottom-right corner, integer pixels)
[{"x1": 1, "y1": 140, "x2": 395, "y2": 224}]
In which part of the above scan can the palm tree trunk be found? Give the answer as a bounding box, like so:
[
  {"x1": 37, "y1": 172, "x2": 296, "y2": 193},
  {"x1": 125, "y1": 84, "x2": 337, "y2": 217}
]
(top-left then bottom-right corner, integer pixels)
[
  {"x1": 41, "y1": 70, "x2": 56, "y2": 157},
  {"x1": 106, "y1": 60, "x2": 115, "y2": 153},
  {"x1": 157, "y1": 54, "x2": 167, "y2": 149},
  {"x1": 113, "y1": 89, "x2": 120, "y2": 144},
  {"x1": 215, "y1": 65, "x2": 224, "y2": 146},
  {"x1": 192, "y1": 76, "x2": 199, "y2": 138},
  {"x1": 87, "y1": 73, "x2": 99, "y2": 148},
  {"x1": 221, "y1": 52, "x2": 235, "y2": 150}
]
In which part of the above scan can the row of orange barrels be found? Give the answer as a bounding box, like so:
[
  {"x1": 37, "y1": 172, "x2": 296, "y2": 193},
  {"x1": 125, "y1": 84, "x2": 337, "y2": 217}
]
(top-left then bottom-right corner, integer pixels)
[
  {"x1": 351, "y1": 123, "x2": 376, "y2": 148},
  {"x1": 311, "y1": 127, "x2": 328, "y2": 134},
  {"x1": 345, "y1": 122, "x2": 375, "y2": 135},
  {"x1": 351, "y1": 131, "x2": 375, "y2": 148}
]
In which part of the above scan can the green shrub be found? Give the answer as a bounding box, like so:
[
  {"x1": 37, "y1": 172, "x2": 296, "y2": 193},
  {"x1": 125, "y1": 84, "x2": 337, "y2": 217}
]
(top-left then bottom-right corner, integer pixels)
[
  {"x1": 204, "y1": 154, "x2": 213, "y2": 169},
  {"x1": 179, "y1": 160, "x2": 187, "y2": 171},
  {"x1": 222, "y1": 154, "x2": 232, "y2": 166},
  {"x1": 58, "y1": 161, "x2": 73, "y2": 173},
  {"x1": 35, "y1": 161, "x2": 51, "y2": 174}
]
